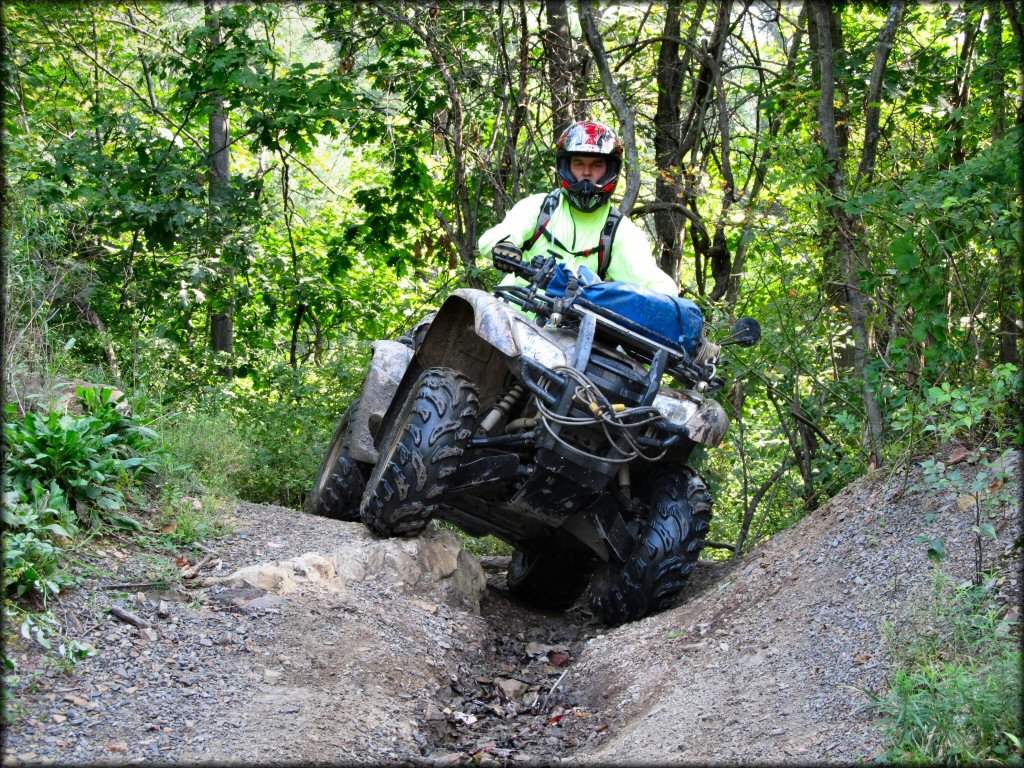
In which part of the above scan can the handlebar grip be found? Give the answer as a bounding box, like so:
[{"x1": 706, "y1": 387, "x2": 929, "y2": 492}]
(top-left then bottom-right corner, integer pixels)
[{"x1": 493, "y1": 252, "x2": 540, "y2": 281}]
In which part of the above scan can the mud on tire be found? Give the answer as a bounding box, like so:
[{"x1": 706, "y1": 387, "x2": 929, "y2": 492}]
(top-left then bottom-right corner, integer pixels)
[
  {"x1": 506, "y1": 543, "x2": 595, "y2": 612},
  {"x1": 306, "y1": 399, "x2": 371, "y2": 522},
  {"x1": 360, "y1": 367, "x2": 479, "y2": 537},
  {"x1": 589, "y1": 468, "x2": 712, "y2": 626}
]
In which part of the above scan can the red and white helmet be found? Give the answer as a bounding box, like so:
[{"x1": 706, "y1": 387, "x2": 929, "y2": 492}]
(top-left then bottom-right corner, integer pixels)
[{"x1": 555, "y1": 120, "x2": 623, "y2": 212}]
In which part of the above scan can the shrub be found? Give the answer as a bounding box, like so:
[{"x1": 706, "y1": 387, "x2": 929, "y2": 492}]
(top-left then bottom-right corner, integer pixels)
[
  {"x1": 888, "y1": 363, "x2": 1022, "y2": 455},
  {"x1": 869, "y1": 571, "x2": 1022, "y2": 764},
  {"x1": 155, "y1": 409, "x2": 251, "y2": 496},
  {"x1": 3, "y1": 388, "x2": 161, "y2": 531},
  {"x1": 1, "y1": 388, "x2": 163, "y2": 599}
]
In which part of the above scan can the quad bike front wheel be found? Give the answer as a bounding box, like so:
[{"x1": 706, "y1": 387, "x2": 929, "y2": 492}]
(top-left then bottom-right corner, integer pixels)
[
  {"x1": 360, "y1": 367, "x2": 479, "y2": 537},
  {"x1": 506, "y1": 542, "x2": 595, "y2": 611},
  {"x1": 306, "y1": 399, "x2": 371, "y2": 521},
  {"x1": 589, "y1": 468, "x2": 712, "y2": 626}
]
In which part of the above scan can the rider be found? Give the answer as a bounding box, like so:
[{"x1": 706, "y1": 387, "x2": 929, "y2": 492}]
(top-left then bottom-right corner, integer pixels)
[{"x1": 478, "y1": 119, "x2": 678, "y2": 296}]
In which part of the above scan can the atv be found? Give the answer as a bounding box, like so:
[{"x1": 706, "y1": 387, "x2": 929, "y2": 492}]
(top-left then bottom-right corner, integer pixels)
[{"x1": 306, "y1": 250, "x2": 760, "y2": 625}]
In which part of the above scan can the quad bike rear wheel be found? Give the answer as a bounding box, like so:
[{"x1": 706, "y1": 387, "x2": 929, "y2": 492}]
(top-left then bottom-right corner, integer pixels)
[
  {"x1": 306, "y1": 399, "x2": 371, "y2": 521},
  {"x1": 589, "y1": 468, "x2": 712, "y2": 626},
  {"x1": 360, "y1": 367, "x2": 479, "y2": 537},
  {"x1": 506, "y1": 542, "x2": 595, "y2": 611}
]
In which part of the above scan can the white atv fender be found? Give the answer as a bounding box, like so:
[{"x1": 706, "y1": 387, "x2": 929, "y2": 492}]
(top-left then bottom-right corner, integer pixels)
[
  {"x1": 348, "y1": 289, "x2": 567, "y2": 464},
  {"x1": 348, "y1": 339, "x2": 415, "y2": 464}
]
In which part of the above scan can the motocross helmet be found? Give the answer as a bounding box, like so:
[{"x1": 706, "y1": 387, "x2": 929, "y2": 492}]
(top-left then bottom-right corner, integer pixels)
[{"x1": 555, "y1": 119, "x2": 623, "y2": 212}]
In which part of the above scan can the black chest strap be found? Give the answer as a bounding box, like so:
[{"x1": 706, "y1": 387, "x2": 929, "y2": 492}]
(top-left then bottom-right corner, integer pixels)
[{"x1": 521, "y1": 190, "x2": 622, "y2": 280}]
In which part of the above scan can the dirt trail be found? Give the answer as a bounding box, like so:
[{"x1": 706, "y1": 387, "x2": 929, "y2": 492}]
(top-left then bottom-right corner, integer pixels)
[{"x1": 3, "y1": 449, "x2": 1019, "y2": 765}]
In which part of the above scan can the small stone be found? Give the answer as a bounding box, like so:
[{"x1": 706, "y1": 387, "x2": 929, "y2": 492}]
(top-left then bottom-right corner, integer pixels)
[
  {"x1": 412, "y1": 599, "x2": 438, "y2": 614},
  {"x1": 548, "y1": 651, "x2": 570, "y2": 667},
  {"x1": 495, "y1": 678, "x2": 529, "y2": 702}
]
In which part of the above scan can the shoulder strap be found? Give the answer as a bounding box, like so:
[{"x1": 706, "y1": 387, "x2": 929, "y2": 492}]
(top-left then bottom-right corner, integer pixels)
[
  {"x1": 522, "y1": 190, "x2": 562, "y2": 252},
  {"x1": 597, "y1": 206, "x2": 623, "y2": 279}
]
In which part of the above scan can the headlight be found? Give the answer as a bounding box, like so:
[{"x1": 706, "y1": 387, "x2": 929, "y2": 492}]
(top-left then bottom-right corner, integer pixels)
[{"x1": 652, "y1": 390, "x2": 700, "y2": 427}]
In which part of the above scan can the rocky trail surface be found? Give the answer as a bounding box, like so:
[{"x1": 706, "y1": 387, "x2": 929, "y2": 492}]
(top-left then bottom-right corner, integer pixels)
[{"x1": 3, "y1": 448, "x2": 1020, "y2": 765}]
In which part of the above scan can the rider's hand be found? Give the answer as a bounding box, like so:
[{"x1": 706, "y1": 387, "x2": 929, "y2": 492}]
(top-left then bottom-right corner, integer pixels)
[{"x1": 492, "y1": 240, "x2": 523, "y2": 272}]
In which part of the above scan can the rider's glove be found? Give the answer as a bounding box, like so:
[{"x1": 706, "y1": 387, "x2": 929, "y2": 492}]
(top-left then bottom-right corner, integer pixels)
[{"x1": 492, "y1": 240, "x2": 523, "y2": 272}]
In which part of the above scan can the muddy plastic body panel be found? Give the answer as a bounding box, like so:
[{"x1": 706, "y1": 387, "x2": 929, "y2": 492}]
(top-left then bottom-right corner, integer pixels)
[{"x1": 348, "y1": 340, "x2": 414, "y2": 464}]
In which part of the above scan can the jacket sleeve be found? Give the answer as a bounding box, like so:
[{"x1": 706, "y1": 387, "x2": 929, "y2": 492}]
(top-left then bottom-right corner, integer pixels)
[
  {"x1": 605, "y1": 216, "x2": 678, "y2": 295},
  {"x1": 477, "y1": 193, "x2": 549, "y2": 259}
]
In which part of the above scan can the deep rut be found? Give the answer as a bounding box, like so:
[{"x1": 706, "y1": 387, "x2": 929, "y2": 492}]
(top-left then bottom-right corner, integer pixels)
[{"x1": 414, "y1": 559, "x2": 608, "y2": 764}]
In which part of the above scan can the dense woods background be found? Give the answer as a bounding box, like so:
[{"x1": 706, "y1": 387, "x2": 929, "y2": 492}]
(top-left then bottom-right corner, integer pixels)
[
  {"x1": 2, "y1": 3, "x2": 1022, "y2": 758},
  {"x1": 2, "y1": 0, "x2": 1021, "y2": 551}
]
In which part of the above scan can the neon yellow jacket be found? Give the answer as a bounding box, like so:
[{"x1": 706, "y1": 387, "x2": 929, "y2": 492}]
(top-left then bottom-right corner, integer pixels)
[{"x1": 478, "y1": 190, "x2": 678, "y2": 296}]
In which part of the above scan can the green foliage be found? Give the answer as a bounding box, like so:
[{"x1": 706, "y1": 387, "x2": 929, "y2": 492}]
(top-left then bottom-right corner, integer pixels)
[
  {"x1": 3, "y1": 388, "x2": 160, "y2": 531},
  {"x1": 869, "y1": 571, "x2": 1022, "y2": 764},
  {"x1": 2, "y1": 603, "x2": 98, "y2": 721},
  {"x1": 150, "y1": 347, "x2": 369, "y2": 507},
  {"x1": 155, "y1": 490, "x2": 232, "y2": 546},
  {"x1": 909, "y1": 449, "x2": 1019, "y2": 583},
  {"x1": 1, "y1": 388, "x2": 165, "y2": 600},
  {"x1": 1, "y1": 527, "x2": 77, "y2": 601},
  {"x1": 888, "y1": 364, "x2": 1022, "y2": 463},
  {"x1": 3, "y1": 2, "x2": 1021, "y2": 570},
  {"x1": 442, "y1": 525, "x2": 513, "y2": 559}
]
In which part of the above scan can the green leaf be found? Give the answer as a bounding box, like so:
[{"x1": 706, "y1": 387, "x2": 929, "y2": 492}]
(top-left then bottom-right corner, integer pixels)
[
  {"x1": 891, "y1": 233, "x2": 920, "y2": 272},
  {"x1": 927, "y1": 538, "x2": 946, "y2": 563}
]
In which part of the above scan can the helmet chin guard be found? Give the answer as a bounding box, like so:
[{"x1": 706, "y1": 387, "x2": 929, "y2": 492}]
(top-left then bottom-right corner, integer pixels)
[{"x1": 555, "y1": 120, "x2": 623, "y2": 212}]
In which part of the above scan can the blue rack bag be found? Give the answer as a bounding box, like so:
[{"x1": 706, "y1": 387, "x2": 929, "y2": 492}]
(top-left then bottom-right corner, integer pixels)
[{"x1": 545, "y1": 264, "x2": 704, "y2": 356}]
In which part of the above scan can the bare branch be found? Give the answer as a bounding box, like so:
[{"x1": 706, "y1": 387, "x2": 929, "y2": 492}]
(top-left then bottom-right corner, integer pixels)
[
  {"x1": 48, "y1": 19, "x2": 204, "y2": 149},
  {"x1": 630, "y1": 201, "x2": 710, "y2": 243},
  {"x1": 578, "y1": 0, "x2": 640, "y2": 213},
  {"x1": 855, "y1": 1, "x2": 906, "y2": 189}
]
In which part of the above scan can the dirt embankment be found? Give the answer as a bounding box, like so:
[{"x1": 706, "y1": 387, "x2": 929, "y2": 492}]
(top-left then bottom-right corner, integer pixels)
[{"x1": 3, "y1": 449, "x2": 1019, "y2": 765}]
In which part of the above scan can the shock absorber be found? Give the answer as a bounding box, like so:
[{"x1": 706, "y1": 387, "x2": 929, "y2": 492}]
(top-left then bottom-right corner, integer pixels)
[{"x1": 478, "y1": 384, "x2": 525, "y2": 434}]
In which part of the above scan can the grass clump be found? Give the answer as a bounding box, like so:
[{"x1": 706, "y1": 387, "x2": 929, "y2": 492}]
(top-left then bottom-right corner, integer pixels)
[{"x1": 870, "y1": 570, "x2": 1022, "y2": 765}]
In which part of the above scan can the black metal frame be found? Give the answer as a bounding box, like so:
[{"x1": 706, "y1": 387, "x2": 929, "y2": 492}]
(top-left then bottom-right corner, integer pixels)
[{"x1": 492, "y1": 253, "x2": 720, "y2": 389}]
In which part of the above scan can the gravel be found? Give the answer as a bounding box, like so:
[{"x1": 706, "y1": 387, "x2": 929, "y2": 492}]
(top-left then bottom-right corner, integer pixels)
[
  {"x1": 566, "y1": 448, "x2": 1021, "y2": 764},
  {"x1": 2, "y1": 448, "x2": 1019, "y2": 765}
]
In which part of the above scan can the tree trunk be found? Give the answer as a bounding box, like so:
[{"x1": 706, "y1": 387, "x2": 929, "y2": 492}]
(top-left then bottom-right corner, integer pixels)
[
  {"x1": 855, "y1": 1, "x2": 905, "y2": 189},
  {"x1": 707, "y1": 52, "x2": 735, "y2": 302},
  {"x1": 808, "y1": 0, "x2": 886, "y2": 469},
  {"x1": 578, "y1": 0, "x2": 640, "y2": 213},
  {"x1": 676, "y1": 0, "x2": 731, "y2": 294},
  {"x1": 652, "y1": 0, "x2": 688, "y2": 286},
  {"x1": 734, "y1": 458, "x2": 792, "y2": 557},
  {"x1": 727, "y1": 7, "x2": 806, "y2": 307},
  {"x1": 544, "y1": 0, "x2": 576, "y2": 140},
  {"x1": 205, "y1": 0, "x2": 233, "y2": 376},
  {"x1": 989, "y1": 1, "x2": 1020, "y2": 365}
]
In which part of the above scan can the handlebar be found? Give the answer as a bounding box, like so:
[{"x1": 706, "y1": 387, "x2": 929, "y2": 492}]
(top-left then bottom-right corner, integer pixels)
[{"x1": 490, "y1": 251, "x2": 758, "y2": 391}]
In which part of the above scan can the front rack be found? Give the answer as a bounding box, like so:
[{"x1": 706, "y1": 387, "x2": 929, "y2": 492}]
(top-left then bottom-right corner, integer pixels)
[{"x1": 492, "y1": 255, "x2": 718, "y2": 389}]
